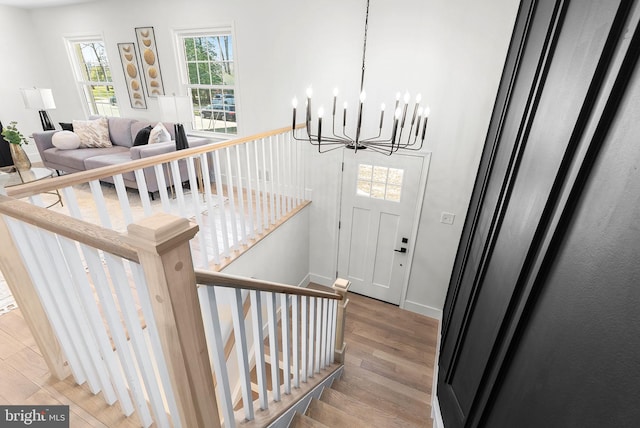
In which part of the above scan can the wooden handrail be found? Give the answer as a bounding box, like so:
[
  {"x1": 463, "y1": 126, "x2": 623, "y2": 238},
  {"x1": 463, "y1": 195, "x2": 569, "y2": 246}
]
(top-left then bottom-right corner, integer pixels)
[
  {"x1": 0, "y1": 195, "x2": 338, "y2": 301},
  {"x1": 0, "y1": 195, "x2": 139, "y2": 262},
  {"x1": 6, "y1": 123, "x2": 306, "y2": 199},
  {"x1": 195, "y1": 269, "x2": 342, "y2": 300}
]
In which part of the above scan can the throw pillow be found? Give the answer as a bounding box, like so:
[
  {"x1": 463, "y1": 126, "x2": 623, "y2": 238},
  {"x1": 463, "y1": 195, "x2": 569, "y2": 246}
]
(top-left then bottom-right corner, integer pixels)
[
  {"x1": 51, "y1": 131, "x2": 81, "y2": 150},
  {"x1": 148, "y1": 122, "x2": 171, "y2": 144},
  {"x1": 59, "y1": 122, "x2": 74, "y2": 132},
  {"x1": 133, "y1": 125, "x2": 153, "y2": 146},
  {"x1": 73, "y1": 117, "x2": 112, "y2": 148}
]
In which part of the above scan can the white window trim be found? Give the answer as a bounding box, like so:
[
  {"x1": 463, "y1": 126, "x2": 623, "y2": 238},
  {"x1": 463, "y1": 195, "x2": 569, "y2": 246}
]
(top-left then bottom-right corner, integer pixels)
[
  {"x1": 172, "y1": 25, "x2": 240, "y2": 137},
  {"x1": 64, "y1": 33, "x2": 116, "y2": 118}
]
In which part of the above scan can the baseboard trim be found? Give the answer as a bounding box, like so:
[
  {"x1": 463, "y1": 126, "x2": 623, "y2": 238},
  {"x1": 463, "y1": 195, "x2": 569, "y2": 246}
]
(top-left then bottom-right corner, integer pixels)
[
  {"x1": 308, "y1": 273, "x2": 334, "y2": 287},
  {"x1": 432, "y1": 395, "x2": 445, "y2": 428},
  {"x1": 402, "y1": 300, "x2": 443, "y2": 320},
  {"x1": 298, "y1": 273, "x2": 311, "y2": 288}
]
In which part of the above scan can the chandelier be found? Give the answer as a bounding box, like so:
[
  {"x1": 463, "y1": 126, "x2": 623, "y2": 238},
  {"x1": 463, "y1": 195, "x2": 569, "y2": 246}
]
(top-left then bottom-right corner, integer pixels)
[{"x1": 291, "y1": 0, "x2": 430, "y2": 155}]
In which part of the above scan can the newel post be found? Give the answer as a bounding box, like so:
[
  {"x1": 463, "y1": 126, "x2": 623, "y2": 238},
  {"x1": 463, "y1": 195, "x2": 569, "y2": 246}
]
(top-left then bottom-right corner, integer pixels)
[
  {"x1": 127, "y1": 213, "x2": 220, "y2": 428},
  {"x1": 332, "y1": 278, "x2": 350, "y2": 363},
  {"x1": 0, "y1": 216, "x2": 70, "y2": 380}
]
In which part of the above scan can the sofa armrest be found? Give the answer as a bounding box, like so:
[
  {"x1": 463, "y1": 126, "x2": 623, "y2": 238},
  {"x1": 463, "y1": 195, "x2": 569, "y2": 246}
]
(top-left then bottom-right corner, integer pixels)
[
  {"x1": 129, "y1": 137, "x2": 216, "y2": 160},
  {"x1": 32, "y1": 130, "x2": 57, "y2": 157}
]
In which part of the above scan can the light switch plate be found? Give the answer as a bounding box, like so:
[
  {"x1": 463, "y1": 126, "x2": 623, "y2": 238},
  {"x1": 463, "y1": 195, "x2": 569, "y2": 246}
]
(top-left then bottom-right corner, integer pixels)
[{"x1": 440, "y1": 212, "x2": 455, "y2": 225}]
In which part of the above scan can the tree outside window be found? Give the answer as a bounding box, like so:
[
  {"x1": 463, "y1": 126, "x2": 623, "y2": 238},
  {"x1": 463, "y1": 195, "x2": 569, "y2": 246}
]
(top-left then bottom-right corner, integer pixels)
[{"x1": 178, "y1": 30, "x2": 237, "y2": 135}]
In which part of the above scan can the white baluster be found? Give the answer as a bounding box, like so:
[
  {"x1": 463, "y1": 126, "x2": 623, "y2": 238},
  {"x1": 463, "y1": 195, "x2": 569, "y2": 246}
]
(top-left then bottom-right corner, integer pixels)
[
  {"x1": 234, "y1": 145, "x2": 248, "y2": 244},
  {"x1": 133, "y1": 169, "x2": 154, "y2": 217},
  {"x1": 244, "y1": 144, "x2": 255, "y2": 239},
  {"x1": 198, "y1": 153, "x2": 221, "y2": 264},
  {"x1": 213, "y1": 151, "x2": 230, "y2": 257},
  {"x1": 320, "y1": 298, "x2": 327, "y2": 370},
  {"x1": 261, "y1": 139, "x2": 270, "y2": 227},
  {"x1": 292, "y1": 295, "x2": 300, "y2": 388},
  {"x1": 308, "y1": 296, "x2": 315, "y2": 377},
  {"x1": 187, "y1": 156, "x2": 209, "y2": 267},
  {"x1": 224, "y1": 148, "x2": 239, "y2": 249},
  {"x1": 250, "y1": 290, "x2": 268, "y2": 409},
  {"x1": 274, "y1": 134, "x2": 282, "y2": 219},
  {"x1": 280, "y1": 294, "x2": 291, "y2": 394},
  {"x1": 330, "y1": 299, "x2": 338, "y2": 364},
  {"x1": 252, "y1": 140, "x2": 264, "y2": 234},
  {"x1": 230, "y1": 288, "x2": 254, "y2": 420},
  {"x1": 315, "y1": 297, "x2": 322, "y2": 374},
  {"x1": 169, "y1": 160, "x2": 187, "y2": 217},
  {"x1": 267, "y1": 292, "x2": 280, "y2": 401},
  {"x1": 301, "y1": 295, "x2": 308, "y2": 383},
  {"x1": 153, "y1": 163, "x2": 172, "y2": 213},
  {"x1": 89, "y1": 180, "x2": 113, "y2": 229},
  {"x1": 198, "y1": 286, "x2": 235, "y2": 428},
  {"x1": 268, "y1": 136, "x2": 276, "y2": 225},
  {"x1": 114, "y1": 174, "x2": 134, "y2": 226}
]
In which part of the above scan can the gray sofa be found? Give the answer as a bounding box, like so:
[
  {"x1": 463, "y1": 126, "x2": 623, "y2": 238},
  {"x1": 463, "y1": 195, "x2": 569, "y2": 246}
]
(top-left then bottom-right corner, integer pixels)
[{"x1": 33, "y1": 116, "x2": 221, "y2": 196}]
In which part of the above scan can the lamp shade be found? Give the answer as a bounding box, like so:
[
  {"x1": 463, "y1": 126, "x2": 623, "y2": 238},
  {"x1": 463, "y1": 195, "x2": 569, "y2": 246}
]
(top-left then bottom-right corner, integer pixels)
[
  {"x1": 21, "y1": 88, "x2": 56, "y2": 110},
  {"x1": 158, "y1": 95, "x2": 192, "y2": 124}
]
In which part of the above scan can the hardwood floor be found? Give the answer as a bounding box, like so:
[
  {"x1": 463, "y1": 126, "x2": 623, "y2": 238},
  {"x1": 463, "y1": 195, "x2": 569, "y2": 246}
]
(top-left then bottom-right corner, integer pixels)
[{"x1": 0, "y1": 290, "x2": 438, "y2": 427}]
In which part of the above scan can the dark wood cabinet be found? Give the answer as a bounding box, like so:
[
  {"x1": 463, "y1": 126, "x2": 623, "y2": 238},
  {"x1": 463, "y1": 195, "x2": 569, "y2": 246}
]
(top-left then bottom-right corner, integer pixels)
[{"x1": 438, "y1": 0, "x2": 640, "y2": 426}]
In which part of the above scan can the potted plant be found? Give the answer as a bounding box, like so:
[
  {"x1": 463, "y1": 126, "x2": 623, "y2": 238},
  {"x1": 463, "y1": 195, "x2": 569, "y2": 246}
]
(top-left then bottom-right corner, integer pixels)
[{"x1": 1, "y1": 121, "x2": 31, "y2": 170}]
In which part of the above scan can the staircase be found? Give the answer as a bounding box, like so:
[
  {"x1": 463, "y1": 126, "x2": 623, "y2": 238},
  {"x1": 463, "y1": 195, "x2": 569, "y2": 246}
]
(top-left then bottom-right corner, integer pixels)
[
  {"x1": 291, "y1": 375, "x2": 425, "y2": 427},
  {"x1": 290, "y1": 286, "x2": 430, "y2": 428}
]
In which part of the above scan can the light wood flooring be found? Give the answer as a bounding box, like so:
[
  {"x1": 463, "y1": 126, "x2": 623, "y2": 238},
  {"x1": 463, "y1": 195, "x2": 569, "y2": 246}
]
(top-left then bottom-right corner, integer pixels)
[{"x1": 0, "y1": 290, "x2": 438, "y2": 427}]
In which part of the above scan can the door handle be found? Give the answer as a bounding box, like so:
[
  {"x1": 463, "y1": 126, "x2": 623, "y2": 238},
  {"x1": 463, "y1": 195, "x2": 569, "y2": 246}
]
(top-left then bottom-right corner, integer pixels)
[{"x1": 394, "y1": 247, "x2": 407, "y2": 253}]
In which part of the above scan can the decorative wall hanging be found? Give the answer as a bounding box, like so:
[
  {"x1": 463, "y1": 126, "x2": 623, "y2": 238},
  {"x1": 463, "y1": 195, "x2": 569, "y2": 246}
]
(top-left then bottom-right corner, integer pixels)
[
  {"x1": 135, "y1": 26, "x2": 165, "y2": 97},
  {"x1": 118, "y1": 43, "x2": 147, "y2": 109}
]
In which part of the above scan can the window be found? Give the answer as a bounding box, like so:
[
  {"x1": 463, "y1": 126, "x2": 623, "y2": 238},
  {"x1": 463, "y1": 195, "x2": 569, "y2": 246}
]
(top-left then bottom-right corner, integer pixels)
[
  {"x1": 357, "y1": 164, "x2": 404, "y2": 202},
  {"x1": 66, "y1": 36, "x2": 119, "y2": 116},
  {"x1": 176, "y1": 28, "x2": 237, "y2": 135}
]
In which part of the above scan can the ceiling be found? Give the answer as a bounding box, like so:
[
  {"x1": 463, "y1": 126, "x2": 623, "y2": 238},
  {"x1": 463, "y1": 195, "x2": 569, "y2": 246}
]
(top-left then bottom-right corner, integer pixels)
[{"x1": 0, "y1": 0, "x2": 98, "y2": 9}]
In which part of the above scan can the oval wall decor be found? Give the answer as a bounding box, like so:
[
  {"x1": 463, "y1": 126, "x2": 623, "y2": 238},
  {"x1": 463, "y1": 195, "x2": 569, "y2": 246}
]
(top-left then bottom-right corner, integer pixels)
[
  {"x1": 135, "y1": 26, "x2": 165, "y2": 97},
  {"x1": 118, "y1": 42, "x2": 147, "y2": 109}
]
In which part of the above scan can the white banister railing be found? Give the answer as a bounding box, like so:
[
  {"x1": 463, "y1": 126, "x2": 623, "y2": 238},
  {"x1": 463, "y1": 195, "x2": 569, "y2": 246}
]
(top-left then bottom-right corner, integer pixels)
[
  {"x1": 6, "y1": 125, "x2": 308, "y2": 272},
  {"x1": 0, "y1": 192, "x2": 350, "y2": 427},
  {"x1": 194, "y1": 270, "x2": 345, "y2": 428}
]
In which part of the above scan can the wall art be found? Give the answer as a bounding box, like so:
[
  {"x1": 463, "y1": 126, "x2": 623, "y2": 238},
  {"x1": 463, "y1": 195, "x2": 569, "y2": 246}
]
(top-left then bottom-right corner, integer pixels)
[
  {"x1": 135, "y1": 26, "x2": 165, "y2": 97},
  {"x1": 117, "y1": 42, "x2": 147, "y2": 109}
]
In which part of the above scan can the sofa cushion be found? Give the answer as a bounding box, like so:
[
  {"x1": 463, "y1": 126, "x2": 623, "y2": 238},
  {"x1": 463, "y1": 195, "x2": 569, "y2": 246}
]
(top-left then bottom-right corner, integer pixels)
[
  {"x1": 149, "y1": 122, "x2": 172, "y2": 144},
  {"x1": 106, "y1": 117, "x2": 138, "y2": 148},
  {"x1": 44, "y1": 146, "x2": 129, "y2": 172},
  {"x1": 73, "y1": 117, "x2": 112, "y2": 148},
  {"x1": 51, "y1": 131, "x2": 81, "y2": 150},
  {"x1": 133, "y1": 125, "x2": 153, "y2": 146},
  {"x1": 84, "y1": 152, "x2": 136, "y2": 183}
]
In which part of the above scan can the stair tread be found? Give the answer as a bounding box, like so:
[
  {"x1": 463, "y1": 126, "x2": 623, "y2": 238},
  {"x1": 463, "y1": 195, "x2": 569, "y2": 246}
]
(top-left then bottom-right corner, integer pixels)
[
  {"x1": 306, "y1": 398, "x2": 369, "y2": 428},
  {"x1": 331, "y1": 378, "x2": 429, "y2": 427},
  {"x1": 321, "y1": 386, "x2": 412, "y2": 428},
  {"x1": 290, "y1": 411, "x2": 330, "y2": 428}
]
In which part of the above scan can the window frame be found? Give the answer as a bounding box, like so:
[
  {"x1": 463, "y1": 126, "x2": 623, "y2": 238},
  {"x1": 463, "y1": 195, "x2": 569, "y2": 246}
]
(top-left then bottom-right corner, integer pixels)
[
  {"x1": 64, "y1": 33, "x2": 119, "y2": 118},
  {"x1": 173, "y1": 25, "x2": 239, "y2": 137}
]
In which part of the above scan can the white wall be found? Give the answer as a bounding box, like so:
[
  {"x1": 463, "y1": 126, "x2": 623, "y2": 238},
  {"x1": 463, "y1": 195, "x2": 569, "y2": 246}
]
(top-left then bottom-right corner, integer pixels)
[
  {"x1": 0, "y1": 5, "x2": 53, "y2": 161},
  {"x1": 222, "y1": 205, "x2": 310, "y2": 287},
  {"x1": 5, "y1": 0, "x2": 519, "y2": 316}
]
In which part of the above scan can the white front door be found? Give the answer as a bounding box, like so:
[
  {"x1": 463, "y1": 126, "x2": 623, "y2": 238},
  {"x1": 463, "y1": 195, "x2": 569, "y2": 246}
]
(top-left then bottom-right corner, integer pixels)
[{"x1": 337, "y1": 150, "x2": 426, "y2": 304}]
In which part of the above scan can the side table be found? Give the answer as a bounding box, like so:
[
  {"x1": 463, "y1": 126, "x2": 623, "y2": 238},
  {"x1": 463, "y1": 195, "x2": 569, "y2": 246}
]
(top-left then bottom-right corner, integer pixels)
[{"x1": 0, "y1": 166, "x2": 63, "y2": 208}]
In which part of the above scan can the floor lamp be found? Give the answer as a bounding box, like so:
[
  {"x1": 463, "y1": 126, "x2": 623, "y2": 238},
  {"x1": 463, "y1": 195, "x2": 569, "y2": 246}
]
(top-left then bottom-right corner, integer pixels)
[{"x1": 21, "y1": 88, "x2": 56, "y2": 131}]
